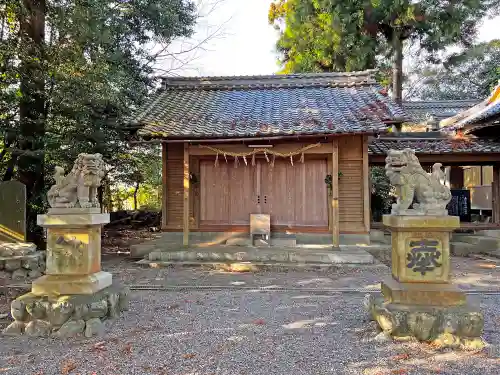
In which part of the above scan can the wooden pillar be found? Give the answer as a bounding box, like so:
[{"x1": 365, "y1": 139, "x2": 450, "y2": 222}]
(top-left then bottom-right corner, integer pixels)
[
  {"x1": 161, "y1": 143, "x2": 168, "y2": 230},
  {"x1": 363, "y1": 136, "x2": 370, "y2": 233},
  {"x1": 332, "y1": 139, "x2": 339, "y2": 247},
  {"x1": 493, "y1": 165, "x2": 500, "y2": 224},
  {"x1": 183, "y1": 142, "x2": 190, "y2": 246}
]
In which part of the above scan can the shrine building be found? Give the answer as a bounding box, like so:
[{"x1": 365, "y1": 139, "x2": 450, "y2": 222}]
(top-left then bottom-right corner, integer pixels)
[{"x1": 129, "y1": 70, "x2": 405, "y2": 246}]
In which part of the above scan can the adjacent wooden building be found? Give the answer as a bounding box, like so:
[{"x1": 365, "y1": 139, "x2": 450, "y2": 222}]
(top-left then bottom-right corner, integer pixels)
[
  {"x1": 370, "y1": 82, "x2": 500, "y2": 226},
  {"x1": 130, "y1": 70, "x2": 406, "y2": 245}
]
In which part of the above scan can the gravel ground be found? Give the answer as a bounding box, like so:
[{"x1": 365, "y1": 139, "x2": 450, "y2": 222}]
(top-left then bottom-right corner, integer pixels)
[
  {"x1": 0, "y1": 272, "x2": 499, "y2": 374},
  {"x1": 0, "y1": 258, "x2": 499, "y2": 374},
  {"x1": 105, "y1": 255, "x2": 500, "y2": 291},
  {"x1": 0, "y1": 290, "x2": 499, "y2": 375}
]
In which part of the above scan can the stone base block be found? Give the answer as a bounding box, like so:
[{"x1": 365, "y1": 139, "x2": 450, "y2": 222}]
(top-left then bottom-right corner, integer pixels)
[
  {"x1": 365, "y1": 294, "x2": 485, "y2": 350},
  {"x1": 382, "y1": 278, "x2": 467, "y2": 306},
  {"x1": 31, "y1": 271, "x2": 112, "y2": 296},
  {"x1": 2, "y1": 283, "x2": 129, "y2": 338},
  {"x1": 0, "y1": 250, "x2": 46, "y2": 281}
]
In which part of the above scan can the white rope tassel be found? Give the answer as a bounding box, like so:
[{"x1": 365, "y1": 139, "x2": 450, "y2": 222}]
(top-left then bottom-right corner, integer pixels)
[
  {"x1": 251, "y1": 153, "x2": 256, "y2": 166},
  {"x1": 290, "y1": 155, "x2": 294, "y2": 166},
  {"x1": 243, "y1": 155, "x2": 247, "y2": 166},
  {"x1": 264, "y1": 151, "x2": 269, "y2": 163},
  {"x1": 215, "y1": 153, "x2": 219, "y2": 167},
  {"x1": 300, "y1": 152, "x2": 304, "y2": 163},
  {"x1": 224, "y1": 153, "x2": 228, "y2": 163}
]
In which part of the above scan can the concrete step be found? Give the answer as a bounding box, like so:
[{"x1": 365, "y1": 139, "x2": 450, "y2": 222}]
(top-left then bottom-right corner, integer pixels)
[
  {"x1": 147, "y1": 246, "x2": 374, "y2": 265},
  {"x1": 225, "y1": 234, "x2": 297, "y2": 247},
  {"x1": 475, "y1": 230, "x2": 500, "y2": 239},
  {"x1": 450, "y1": 238, "x2": 500, "y2": 258},
  {"x1": 136, "y1": 260, "x2": 386, "y2": 271},
  {"x1": 451, "y1": 235, "x2": 500, "y2": 248},
  {"x1": 450, "y1": 242, "x2": 481, "y2": 257}
]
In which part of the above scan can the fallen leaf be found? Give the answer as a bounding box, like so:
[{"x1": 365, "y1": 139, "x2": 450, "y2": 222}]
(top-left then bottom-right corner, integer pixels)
[
  {"x1": 91, "y1": 342, "x2": 107, "y2": 352},
  {"x1": 390, "y1": 369, "x2": 408, "y2": 375},
  {"x1": 182, "y1": 353, "x2": 196, "y2": 359},
  {"x1": 432, "y1": 368, "x2": 441, "y2": 374},
  {"x1": 166, "y1": 304, "x2": 180, "y2": 310},
  {"x1": 253, "y1": 319, "x2": 265, "y2": 325},
  {"x1": 391, "y1": 353, "x2": 410, "y2": 361},
  {"x1": 478, "y1": 263, "x2": 498, "y2": 269},
  {"x1": 122, "y1": 343, "x2": 133, "y2": 355},
  {"x1": 61, "y1": 360, "x2": 77, "y2": 374}
]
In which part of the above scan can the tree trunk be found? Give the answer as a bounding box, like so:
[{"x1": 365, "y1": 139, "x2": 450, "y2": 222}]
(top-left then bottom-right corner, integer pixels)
[
  {"x1": 133, "y1": 182, "x2": 140, "y2": 210},
  {"x1": 97, "y1": 186, "x2": 104, "y2": 213},
  {"x1": 392, "y1": 28, "x2": 403, "y2": 106},
  {"x1": 106, "y1": 181, "x2": 113, "y2": 212},
  {"x1": 17, "y1": 0, "x2": 47, "y2": 247}
]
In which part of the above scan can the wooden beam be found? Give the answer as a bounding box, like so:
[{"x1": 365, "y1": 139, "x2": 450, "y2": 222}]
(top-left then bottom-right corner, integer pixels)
[
  {"x1": 332, "y1": 139, "x2": 339, "y2": 247},
  {"x1": 370, "y1": 153, "x2": 500, "y2": 166},
  {"x1": 183, "y1": 143, "x2": 190, "y2": 246},
  {"x1": 161, "y1": 143, "x2": 168, "y2": 230},
  {"x1": 363, "y1": 136, "x2": 370, "y2": 233},
  {"x1": 188, "y1": 142, "x2": 334, "y2": 155},
  {"x1": 493, "y1": 165, "x2": 500, "y2": 224}
]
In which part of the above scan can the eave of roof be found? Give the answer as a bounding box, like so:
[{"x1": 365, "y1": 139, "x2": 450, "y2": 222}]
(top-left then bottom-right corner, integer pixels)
[
  {"x1": 369, "y1": 133, "x2": 500, "y2": 155},
  {"x1": 402, "y1": 99, "x2": 480, "y2": 123},
  {"x1": 440, "y1": 82, "x2": 500, "y2": 133}
]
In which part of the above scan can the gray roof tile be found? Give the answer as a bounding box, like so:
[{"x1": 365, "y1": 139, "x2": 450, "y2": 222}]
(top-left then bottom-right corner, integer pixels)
[
  {"x1": 130, "y1": 70, "x2": 407, "y2": 139},
  {"x1": 369, "y1": 137, "x2": 500, "y2": 154},
  {"x1": 402, "y1": 100, "x2": 479, "y2": 123}
]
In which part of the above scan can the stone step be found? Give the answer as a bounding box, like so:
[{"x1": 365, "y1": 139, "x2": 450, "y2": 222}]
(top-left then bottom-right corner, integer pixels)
[
  {"x1": 136, "y1": 260, "x2": 385, "y2": 271},
  {"x1": 452, "y1": 235, "x2": 500, "y2": 248},
  {"x1": 147, "y1": 247, "x2": 374, "y2": 265},
  {"x1": 450, "y1": 238, "x2": 500, "y2": 258},
  {"x1": 226, "y1": 233, "x2": 297, "y2": 247},
  {"x1": 475, "y1": 230, "x2": 500, "y2": 239},
  {"x1": 450, "y1": 242, "x2": 481, "y2": 257}
]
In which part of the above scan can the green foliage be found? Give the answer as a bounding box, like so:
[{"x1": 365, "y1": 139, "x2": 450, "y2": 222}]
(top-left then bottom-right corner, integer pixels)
[
  {"x1": 412, "y1": 40, "x2": 500, "y2": 100},
  {"x1": 268, "y1": 0, "x2": 385, "y2": 74},
  {"x1": 110, "y1": 146, "x2": 162, "y2": 210},
  {"x1": 370, "y1": 166, "x2": 392, "y2": 222},
  {"x1": 269, "y1": 0, "x2": 499, "y2": 93},
  {"x1": 0, "y1": 0, "x2": 197, "y2": 242}
]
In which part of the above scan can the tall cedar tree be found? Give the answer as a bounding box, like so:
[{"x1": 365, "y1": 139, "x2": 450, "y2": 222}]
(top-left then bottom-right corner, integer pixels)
[
  {"x1": 269, "y1": 0, "x2": 500, "y2": 104},
  {"x1": 0, "y1": 1, "x2": 196, "y2": 246}
]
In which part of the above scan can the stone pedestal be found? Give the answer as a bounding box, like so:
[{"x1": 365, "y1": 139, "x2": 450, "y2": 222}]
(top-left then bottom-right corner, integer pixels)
[
  {"x1": 367, "y1": 215, "x2": 485, "y2": 350},
  {"x1": 32, "y1": 208, "x2": 112, "y2": 295},
  {"x1": 0, "y1": 242, "x2": 45, "y2": 281},
  {"x1": 3, "y1": 208, "x2": 128, "y2": 338}
]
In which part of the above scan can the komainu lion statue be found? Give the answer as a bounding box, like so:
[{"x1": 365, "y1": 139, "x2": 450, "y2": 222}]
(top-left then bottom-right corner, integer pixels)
[
  {"x1": 47, "y1": 153, "x2": 105, "y2": 209},
  {"x1": 385, "y1": 148, "x2": 451, "y2": 216}
]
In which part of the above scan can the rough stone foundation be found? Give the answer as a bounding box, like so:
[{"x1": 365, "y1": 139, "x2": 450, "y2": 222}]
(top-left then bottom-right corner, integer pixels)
[
  {"x1": 365, "y1": 295, "x2": 485, "y2": 350},
  {"x1": 0, "y1": 243, "x2": 45, "y2": 281},
  {"x1": 2, "y1": 284, "x2": 129, "y2": 338}
]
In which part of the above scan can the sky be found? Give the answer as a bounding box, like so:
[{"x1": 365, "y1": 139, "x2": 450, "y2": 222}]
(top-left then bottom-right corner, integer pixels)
[{"x1": 164, "y1": 0, "x2": 500, "y2": 77}]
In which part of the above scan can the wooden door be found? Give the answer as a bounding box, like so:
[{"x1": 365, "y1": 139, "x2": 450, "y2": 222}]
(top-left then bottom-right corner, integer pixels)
[
  {"x1": 199, "y1": 160, "x2": 256, "y2": 225},
  {"x1": 261, "y1": 158, "x2": 328, "y2": 227}
]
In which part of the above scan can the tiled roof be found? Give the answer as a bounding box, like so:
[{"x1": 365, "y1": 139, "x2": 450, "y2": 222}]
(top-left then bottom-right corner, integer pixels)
[
  {"x1": 369, "y1": 137, "x2": 500, "y2": 155},
  {"x1": 131, "y1": 70, "x2": 407, "y2": 139},
  {"x1": 402, "y1": 100, "x2": 479, "y2": 123},
  {"x1": 440, "y1": 83, "x2": 500, "y2": 133}
]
